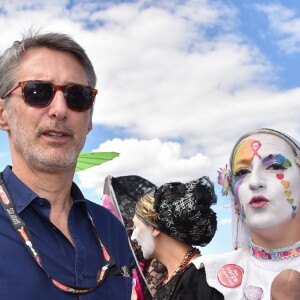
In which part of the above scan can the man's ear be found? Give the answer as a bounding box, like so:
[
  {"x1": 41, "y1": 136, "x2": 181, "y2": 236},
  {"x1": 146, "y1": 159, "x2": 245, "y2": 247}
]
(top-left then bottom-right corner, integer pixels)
[{"x1": 0, "y1": 100, "x2": 9, "y2": 131}]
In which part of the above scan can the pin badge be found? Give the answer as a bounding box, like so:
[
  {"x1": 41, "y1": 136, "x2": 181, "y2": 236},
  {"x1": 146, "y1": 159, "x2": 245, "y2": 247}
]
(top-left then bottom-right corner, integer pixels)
[
  {"x1": 217, "y1": 264, "x2": 243, "y2": 288},
  {"x1": 244, "y1": 285, "x2": 263, "y2": 300}
]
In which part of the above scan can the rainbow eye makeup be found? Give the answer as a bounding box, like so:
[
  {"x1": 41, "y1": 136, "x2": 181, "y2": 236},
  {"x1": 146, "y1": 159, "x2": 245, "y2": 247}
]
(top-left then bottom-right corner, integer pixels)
[
  {"x1": 233, "y1": 140, "x2": 261, "y2": 175},
  {"x1": 232, "y1": 139, "x2": 264, "y2": 182},
  {"x1": 262, "y1": 154, "x2": 292, "y2": 169}
]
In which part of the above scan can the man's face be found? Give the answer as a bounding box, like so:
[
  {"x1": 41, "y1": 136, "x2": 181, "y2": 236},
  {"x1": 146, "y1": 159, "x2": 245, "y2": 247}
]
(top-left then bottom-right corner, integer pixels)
[
  {"x1": 1, "y1": 47, "x2": 93, "y2": 172},
  {"x1": 131, "y1": 215, "x2": 155, "y2": 259},
  {"x1": 232, "y1": 133, "x2": 300, "y2": 230}
]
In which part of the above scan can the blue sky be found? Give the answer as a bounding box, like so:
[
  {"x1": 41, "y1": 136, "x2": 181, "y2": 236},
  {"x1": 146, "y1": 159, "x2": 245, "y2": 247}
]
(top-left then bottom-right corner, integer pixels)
[{"x1": 0, "y1": 0, "x2": 300, "y2": 254}]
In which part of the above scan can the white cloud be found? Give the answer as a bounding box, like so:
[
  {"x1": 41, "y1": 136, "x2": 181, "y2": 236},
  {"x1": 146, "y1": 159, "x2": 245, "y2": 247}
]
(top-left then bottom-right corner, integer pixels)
[
  {"x1": 77, "y1": 138, "x2": 212, "y2": 195},
  {"x1": 82, "y1": 1, "x2": 299, "y2": 160},
  {"x1": 255, "y1": 3, "x2": 300, "y2": 53}
]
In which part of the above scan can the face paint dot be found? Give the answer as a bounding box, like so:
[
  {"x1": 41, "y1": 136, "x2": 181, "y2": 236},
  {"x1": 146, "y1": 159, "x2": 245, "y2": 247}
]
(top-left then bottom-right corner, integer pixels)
[
  {"x1": 283, "y1": 159, "x2": 292, "y2": 168},
  {"x1": 276, "y1": 174, "x2": 284, "y2": 180},
  {"x1": 281, "y1": 180, "x2": 290, "y2": 189},
  {"x1": 285, "y1": 191, "x2": 292, "y2": 198}
]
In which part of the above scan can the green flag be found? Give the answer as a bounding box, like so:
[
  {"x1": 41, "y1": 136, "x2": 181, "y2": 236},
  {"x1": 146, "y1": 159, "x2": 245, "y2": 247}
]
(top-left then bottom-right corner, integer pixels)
[{"x1": 75, "y1": 152, "x2": 119, "y2": 172}]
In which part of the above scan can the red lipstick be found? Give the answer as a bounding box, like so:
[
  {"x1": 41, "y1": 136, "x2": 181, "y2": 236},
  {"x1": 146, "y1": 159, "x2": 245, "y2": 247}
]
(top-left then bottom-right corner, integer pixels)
[{"x1": 249, "y1": 196, "x2": 269, "y2": 208}]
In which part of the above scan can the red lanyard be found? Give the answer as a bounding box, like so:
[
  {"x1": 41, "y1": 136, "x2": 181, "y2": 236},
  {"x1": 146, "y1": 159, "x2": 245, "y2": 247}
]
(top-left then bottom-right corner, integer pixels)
[{"x1": 0, "y1": 174, "x2": 117, "y2": 294}]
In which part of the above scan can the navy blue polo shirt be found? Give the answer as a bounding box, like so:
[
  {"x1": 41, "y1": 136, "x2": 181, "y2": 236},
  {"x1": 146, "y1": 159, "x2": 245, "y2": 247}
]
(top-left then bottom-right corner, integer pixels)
[{"x1": 0, "y1": 166, "x2": 132, "y2": 299}]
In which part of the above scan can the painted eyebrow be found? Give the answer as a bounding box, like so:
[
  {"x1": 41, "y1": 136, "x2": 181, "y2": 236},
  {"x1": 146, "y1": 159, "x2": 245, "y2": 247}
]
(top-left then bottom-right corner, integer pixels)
[
  {"x1": 233, "y1": 158, "x2": 252, "y2": 173},
  {"x1": 262, "y1": 154, "x2": 285, "y2": 166}
]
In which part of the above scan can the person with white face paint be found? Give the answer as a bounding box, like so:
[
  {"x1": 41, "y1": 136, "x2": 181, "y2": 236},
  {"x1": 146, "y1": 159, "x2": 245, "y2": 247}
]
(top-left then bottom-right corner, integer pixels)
[
  {"x1": 193, "y1": 128, "x2": 300, "y2": 300},
  {"x1": 131, "y1": 214, "x2": 156, "y2": 259},
  {"x1": 102, "y1": 175, "x2": 167, "y2": 300},
  {"x1": 131, "y1": 177, "x2": 223, "y2": 300}
]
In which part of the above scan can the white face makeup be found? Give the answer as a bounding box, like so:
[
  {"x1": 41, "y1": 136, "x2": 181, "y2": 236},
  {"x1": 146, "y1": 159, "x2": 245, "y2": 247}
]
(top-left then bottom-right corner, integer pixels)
[
  {"x1": 131, "y1": 215, "x2": 155, "y2": 259},
  {"x1": 232, "y1": 133, "x2": 300, "y2": 230}
]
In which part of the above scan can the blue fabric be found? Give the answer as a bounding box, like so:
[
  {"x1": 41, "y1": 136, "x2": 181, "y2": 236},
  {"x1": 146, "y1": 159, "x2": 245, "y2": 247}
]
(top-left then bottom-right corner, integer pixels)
[{"x1": 0, "y1": 166, "x2": 132, "y2": 299}]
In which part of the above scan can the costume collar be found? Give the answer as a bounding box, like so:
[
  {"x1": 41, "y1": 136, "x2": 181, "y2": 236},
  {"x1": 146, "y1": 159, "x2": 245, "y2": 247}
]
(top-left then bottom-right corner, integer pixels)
[{"x1": 249, "y1": 241, "x2": 300, "y2": 261}]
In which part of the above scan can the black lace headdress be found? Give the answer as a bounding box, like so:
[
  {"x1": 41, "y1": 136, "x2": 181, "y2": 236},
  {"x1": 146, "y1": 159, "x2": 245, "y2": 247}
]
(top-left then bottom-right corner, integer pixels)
[{"x1": 136, "y1": 177, "x2": 218, "y2": 247}]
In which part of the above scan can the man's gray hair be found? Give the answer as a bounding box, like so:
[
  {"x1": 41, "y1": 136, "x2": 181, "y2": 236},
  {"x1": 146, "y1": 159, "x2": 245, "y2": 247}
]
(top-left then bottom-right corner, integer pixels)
[{"x1": 0, "y1": 30, "x2": 97, "y2": 99}]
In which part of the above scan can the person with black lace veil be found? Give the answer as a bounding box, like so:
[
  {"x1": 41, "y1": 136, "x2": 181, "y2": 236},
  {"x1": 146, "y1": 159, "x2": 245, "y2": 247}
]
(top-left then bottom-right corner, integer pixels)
[
  {"x1": 131, "y1": 177, "x2": 224, "y2": 300},
  {"x1": 102, "y1": 175, "x2": 167, "y2": 300}
]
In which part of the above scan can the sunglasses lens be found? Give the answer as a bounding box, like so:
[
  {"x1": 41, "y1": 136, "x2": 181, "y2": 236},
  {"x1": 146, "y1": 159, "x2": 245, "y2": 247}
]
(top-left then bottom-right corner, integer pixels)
[
  {"x1": 65, "y1": 85, "x2": 94, "y2": 111},
  {"x1": 21, "y1": 81, "x2": 95, "y2": 111},
  {"x1": 23, "y1": 82, "x2": 53, "y2": 107}
]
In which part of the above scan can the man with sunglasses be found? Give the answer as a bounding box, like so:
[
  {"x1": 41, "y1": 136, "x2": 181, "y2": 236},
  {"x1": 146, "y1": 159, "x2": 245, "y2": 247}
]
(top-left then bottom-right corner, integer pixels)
[{"x1": 0, "y1": 31, "x2": 132, "y2": 299}]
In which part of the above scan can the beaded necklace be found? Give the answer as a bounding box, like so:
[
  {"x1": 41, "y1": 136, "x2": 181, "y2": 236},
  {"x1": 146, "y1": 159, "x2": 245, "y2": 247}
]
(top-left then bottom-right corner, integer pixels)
[
  {"x1": 162, "y1": 247, "x2": 200, "y2": 285},
  {"x1": 249, "y1": 241, "x2": 300, "y2": 261}
]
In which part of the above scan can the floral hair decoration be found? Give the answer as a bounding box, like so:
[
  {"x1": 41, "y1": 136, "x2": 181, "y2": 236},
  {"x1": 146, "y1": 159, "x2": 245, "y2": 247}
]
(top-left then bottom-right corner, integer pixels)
[{"x1": 217, "y1": 164, "x2": 232, "y2": 196}]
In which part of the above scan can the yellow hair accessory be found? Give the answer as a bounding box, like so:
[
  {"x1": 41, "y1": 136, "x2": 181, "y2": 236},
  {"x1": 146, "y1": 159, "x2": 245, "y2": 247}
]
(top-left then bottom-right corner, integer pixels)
[{"x1": 135, "y1": 194, "x2": 158, "y2": 226}]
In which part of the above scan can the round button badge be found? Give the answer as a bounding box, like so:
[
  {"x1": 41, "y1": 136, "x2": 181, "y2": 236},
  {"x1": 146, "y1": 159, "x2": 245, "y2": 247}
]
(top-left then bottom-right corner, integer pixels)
[
  {"x1": 244, "y1": 285, "x2": 263, "y2": 300},
  {"x1": 217, "y1": 264, "x2": 243, "y2": 288}
]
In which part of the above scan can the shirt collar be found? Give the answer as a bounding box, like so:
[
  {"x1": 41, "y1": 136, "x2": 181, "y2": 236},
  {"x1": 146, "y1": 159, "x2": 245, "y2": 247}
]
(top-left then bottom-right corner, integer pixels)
[{"x1": 1, "y1": 166, "x2": 87, "y2": 213}]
